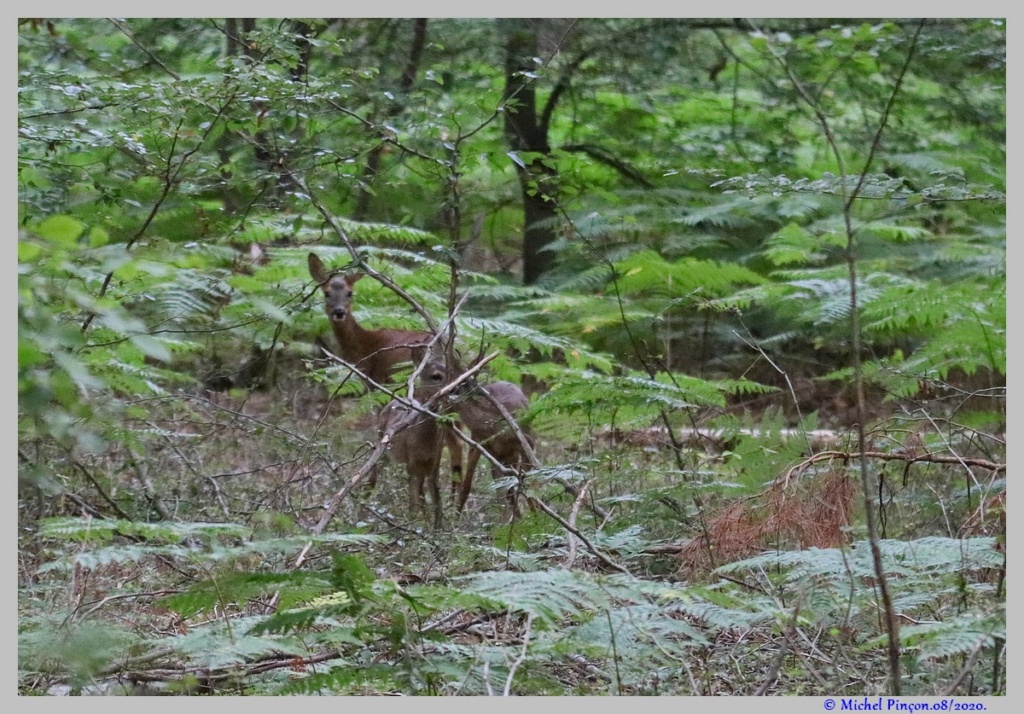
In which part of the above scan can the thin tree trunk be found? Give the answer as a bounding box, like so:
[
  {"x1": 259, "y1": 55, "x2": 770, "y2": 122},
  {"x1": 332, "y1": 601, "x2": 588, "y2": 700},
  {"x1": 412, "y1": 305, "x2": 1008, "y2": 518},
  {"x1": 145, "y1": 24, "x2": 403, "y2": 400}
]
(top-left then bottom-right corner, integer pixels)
[
  {"x1": 499, "y1": 19, "x2": 560, "y2": 285},
  {"x1": 290, "y1": 20, "x2": 313, "y2": 83},
  {"x1": 354, "y1": 19, "x2": 429, "y2": 220}
]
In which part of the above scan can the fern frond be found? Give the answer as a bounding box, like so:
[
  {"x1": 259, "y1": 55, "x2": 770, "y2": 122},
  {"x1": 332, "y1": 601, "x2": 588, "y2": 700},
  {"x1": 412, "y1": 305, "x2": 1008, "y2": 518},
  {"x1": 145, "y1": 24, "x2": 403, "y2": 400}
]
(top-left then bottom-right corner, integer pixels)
[
  {"x1": 457, "y1": 316, "x2": 614, "y2": 371},
  {"x1": 615, "y1": 250, "x2": 765, "y2": 298},
  {"x1": 718, "y1": 537, "x2": 1003, "y2": 581},
  {"x1": 550, "y1": 263, "x2": 615, "y2": 293},
  {"x1": 457, "y1": 569, "x2": 612, "y2": 626},
  {"x1": 502, "y1": 293, "x2": 650, "y2": 337},
  {"x1": 528, "y1": 369, "x2": 727, "y2": 434},
  {"x1": 862, "y1": 607, "x2": 1005, "y2": 663},
  {"x1": 661, "y1": 585, "x2": 777, "y2": 630},
  {"x1": 38, "y1": 517, "x2": 251, "y2": 543},
  {"x1": 764, "y1": 222, "x2": 844, "y2": 267},
  {"x1": 163, "y1": 616, "x2": 309, "y2": 668},
  {"x1": 147, "y1": 269, "x2": 234, "y2": 326},
  {"x1": 860, "y1": 222, "x2": 935, "y2": 243},
  {"x1": 676, "y1": 196, "x2": 757, "y2": 229},
  {"x1": 280, "y1": 662, "x2": 400, "y2": 695},
  {"x1": 292, "y1": 216, "x2": 439, "y2": 247}
]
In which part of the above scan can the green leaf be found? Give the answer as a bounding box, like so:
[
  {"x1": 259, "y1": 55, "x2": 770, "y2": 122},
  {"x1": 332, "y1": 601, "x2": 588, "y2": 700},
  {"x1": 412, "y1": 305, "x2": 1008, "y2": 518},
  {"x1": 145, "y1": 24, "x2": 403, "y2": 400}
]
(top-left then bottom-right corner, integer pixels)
[
  {"x1": 89, "y1": 226, "x2": 110, "y2": 248},
  {"x1": 18, "y1": 339, "x2": 46, "y2": 370},
  {"x1": 18, "y1": 241, "x2": 42, "y2": 262},
  {"x1": 129, "y1": 334, "x2": 171, "y2": 362},
  {"x1": 36, "y1": 215, "x2": 86, "y2": 246}
]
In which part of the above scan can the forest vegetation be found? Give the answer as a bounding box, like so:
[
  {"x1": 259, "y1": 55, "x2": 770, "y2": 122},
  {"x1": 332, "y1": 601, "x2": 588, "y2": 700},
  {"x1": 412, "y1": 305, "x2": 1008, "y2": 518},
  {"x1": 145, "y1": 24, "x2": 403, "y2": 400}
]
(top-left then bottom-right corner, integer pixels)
[{"x1": 17, "y1": 18, "x2": 1005, "y2": 696}]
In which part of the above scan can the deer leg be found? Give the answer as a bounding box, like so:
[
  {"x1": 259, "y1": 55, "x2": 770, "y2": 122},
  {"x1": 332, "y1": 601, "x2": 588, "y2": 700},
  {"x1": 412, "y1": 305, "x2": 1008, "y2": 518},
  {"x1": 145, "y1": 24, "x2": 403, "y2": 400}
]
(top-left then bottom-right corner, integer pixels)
[
  {"x1": 497, "y1": 462, "x2": 522, "y2": 519},
  {"x1": 445, "y1": 424, "x2": 463, "y2": 497},
  {"x1": 428, "y1": 454, "x2": 443, "y2": 529},
  {"x1": 457, "y1": 446, "x2": 481, "y2": 513}
]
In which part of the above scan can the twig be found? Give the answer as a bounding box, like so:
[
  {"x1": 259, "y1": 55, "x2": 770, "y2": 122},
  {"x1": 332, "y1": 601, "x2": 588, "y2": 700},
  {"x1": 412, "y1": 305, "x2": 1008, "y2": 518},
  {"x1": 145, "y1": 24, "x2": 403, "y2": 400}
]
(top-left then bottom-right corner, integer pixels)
[
  {"x1": 72, "y1": 460, "x2": 133, "y2": 521},
  {"x1": 80, "y1": 590, "x2": 182, "y2": 622},
  {"x1": 503, "y1": 613, "x2": 533, "y2": 696},
  {"x1": 942, "y1": 643, "x2": 986, "y2": 696},
  {"x1": 525, "y1": 494, "x2": 630, "y2": 576},
  {"x1": 754, "y1": 602, "x2": 800, "y2": 695},
  {"x1": 301, "y1": 352, "x2": 496, "y2": 542},
  {"x1": 121, "y1": 648, "x2": 344, "y2": 684},
  {"x1": 81, "y1": 96, "x2": 236, "y2": 332},
  {"x1": 781, "y1": 450, "x2": 1004, "y2": 487},
  {"x1": 108, "y1": 19, "x2": 180, "y2": 80},
  {"x1": 750, "y1": 20, "x2": 927, "y2": 695},
  {"x1": 564, "y1": 479, "x2": 591, "y2": 569},
  {"x1": 295, "y1": 174, "x2": 440, "y2": 333},
  {"x1": 125, "y1": 448, "x2": 169, "y2": 520},
  {"x1": 733, "y1": 326, "x2": 810, "y2": 452}
]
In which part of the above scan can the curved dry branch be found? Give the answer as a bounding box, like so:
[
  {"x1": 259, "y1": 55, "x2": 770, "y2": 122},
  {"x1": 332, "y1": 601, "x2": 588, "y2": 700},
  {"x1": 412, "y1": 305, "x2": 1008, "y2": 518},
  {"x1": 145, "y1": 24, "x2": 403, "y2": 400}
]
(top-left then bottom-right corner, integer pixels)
[{"x1": 781, "y1": 449, "x2": 1005, "y2": 486}]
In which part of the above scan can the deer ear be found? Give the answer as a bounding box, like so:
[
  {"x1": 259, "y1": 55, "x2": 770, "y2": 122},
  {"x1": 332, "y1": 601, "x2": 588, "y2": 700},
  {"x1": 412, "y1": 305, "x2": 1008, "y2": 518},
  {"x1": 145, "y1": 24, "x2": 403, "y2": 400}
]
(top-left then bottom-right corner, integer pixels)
[
  {"x1": 347, "y1": 272, "x2": 365, "y2": 286},
  {"x1": 308, "y1": 253, "x2": 328, "y2": 283}
]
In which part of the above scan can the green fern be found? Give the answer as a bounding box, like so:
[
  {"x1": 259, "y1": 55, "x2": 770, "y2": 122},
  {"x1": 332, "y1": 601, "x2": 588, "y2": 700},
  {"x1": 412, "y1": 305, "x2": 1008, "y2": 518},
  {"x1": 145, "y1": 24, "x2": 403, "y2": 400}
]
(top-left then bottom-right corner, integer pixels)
[
  {"x1": 895, "y1": 608, "x2": 1005, "y2": 662},
  {"x1": 37, "y1": 516, "x2": 383, "y2": 567},
  {"x1": 38, "y1": 517, "x2": 250, "y2": 543},
  {"x1": 718, "y1": 537, "x2": 1002, "y2": 581},
  {"x1": 764, "y1": 222, "x2": 845, "y2": 267},
  {"x1": 164, "y1": 571, "x2": 337, "y2": 618},
  {"x1": 615, "y1": 249, "x2": 765, "y2": 298},
  {"x1": 457, "y1": 569, "x2": 611, "y2": 626},
  {"x1": 457, "y1": 316, "x2": 614, "y2": 371},
  {"x1": 161, "y1": 616, "x2": 310, "y2": 669},
  {"x1": 676, "y1": 195, "x2": 759, "y2": 229}
]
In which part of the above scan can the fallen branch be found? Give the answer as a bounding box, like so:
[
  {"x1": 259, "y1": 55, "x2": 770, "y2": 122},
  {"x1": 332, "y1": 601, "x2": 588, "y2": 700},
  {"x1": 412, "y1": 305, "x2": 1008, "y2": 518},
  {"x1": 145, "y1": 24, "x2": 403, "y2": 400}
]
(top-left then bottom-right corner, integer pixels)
[
  {"x1": 599, "y1": 425, "x2": 844, "y2": 452},
  {"x1": 781, "y1": 449, "x2": 1005, "y2": 486}
]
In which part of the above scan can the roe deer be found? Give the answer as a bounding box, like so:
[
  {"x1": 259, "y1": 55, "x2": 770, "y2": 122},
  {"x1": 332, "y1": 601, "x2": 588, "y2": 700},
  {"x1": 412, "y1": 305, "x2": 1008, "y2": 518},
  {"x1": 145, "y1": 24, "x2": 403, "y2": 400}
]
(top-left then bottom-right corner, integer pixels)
[
  {"x1": 308, "y1": 252, "x2": 434, "y2": 386},
  {"x1": 375, "y1": 363, "x2": 448, "y2": 527},
  {"x1": 443, "y1": 368, "x2": 534, "y2": 516},
  {"x1": 307, "y1": 252, "x2": 463, "y2": 488}
]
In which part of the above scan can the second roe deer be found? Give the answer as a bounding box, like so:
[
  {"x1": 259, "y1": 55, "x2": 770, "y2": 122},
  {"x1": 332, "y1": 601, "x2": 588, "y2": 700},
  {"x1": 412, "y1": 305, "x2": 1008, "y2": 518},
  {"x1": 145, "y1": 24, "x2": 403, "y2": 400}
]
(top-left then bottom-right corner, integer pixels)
[
  {"x1": 441, "y1": 365, "x2": 534, "y2": 516},
  {"x1": 375, "y1": 362, "x2": 448, "y2": 527},
  {"x1": 307, "y1": 252, "x2": 463, "y2": 488}
]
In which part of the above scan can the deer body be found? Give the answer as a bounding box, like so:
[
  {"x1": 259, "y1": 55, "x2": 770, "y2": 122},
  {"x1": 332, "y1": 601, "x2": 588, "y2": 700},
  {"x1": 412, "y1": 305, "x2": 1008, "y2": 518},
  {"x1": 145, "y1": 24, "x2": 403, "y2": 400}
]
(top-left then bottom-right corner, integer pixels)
[
  {"x1": 377, "y1": 392, "x2": 445, "y2": 527},
  {"x1": 451, "y1": 380, "x2": 534, "y2": 516}
]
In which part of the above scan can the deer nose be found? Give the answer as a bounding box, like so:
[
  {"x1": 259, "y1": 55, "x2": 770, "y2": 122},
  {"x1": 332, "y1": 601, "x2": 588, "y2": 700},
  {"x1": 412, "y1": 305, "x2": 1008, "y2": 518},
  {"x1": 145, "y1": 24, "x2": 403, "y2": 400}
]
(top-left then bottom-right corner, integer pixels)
[{"x1": 328, "y1": 308, "x2": 346, "y2": 320}]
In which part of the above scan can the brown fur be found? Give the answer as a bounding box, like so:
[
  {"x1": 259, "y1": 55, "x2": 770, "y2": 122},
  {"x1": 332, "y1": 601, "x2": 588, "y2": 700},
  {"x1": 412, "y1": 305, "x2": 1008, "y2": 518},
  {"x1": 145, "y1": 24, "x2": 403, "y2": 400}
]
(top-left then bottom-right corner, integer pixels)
[{"x1": 450, "y1": 378, "x2": 533, "y2": 516}]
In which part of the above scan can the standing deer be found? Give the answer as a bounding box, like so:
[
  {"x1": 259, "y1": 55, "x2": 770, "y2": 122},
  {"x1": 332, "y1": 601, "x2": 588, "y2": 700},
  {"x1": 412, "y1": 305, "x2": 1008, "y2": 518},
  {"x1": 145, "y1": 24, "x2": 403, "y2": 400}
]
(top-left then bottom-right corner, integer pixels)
[
  {"x1": 307, "y1": 252, "x2": 463, "y2": 490},
  {"x1": 374, "y1": 359, "x2": 448, "y2": 527},
  {"x1": 439, "y1": 363, "x2": 534, "y2": 517}
]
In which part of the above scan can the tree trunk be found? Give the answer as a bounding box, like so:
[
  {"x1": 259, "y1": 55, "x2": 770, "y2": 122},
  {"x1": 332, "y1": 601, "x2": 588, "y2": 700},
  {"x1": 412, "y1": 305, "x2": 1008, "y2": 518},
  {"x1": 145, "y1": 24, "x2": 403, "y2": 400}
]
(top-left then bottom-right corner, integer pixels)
[
  {"x1": 499, "y1": 19, "x2": 560, "y2": 285},
  {"x1": 354, "y1": 19, "x2": 429, "y2": 221}
]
